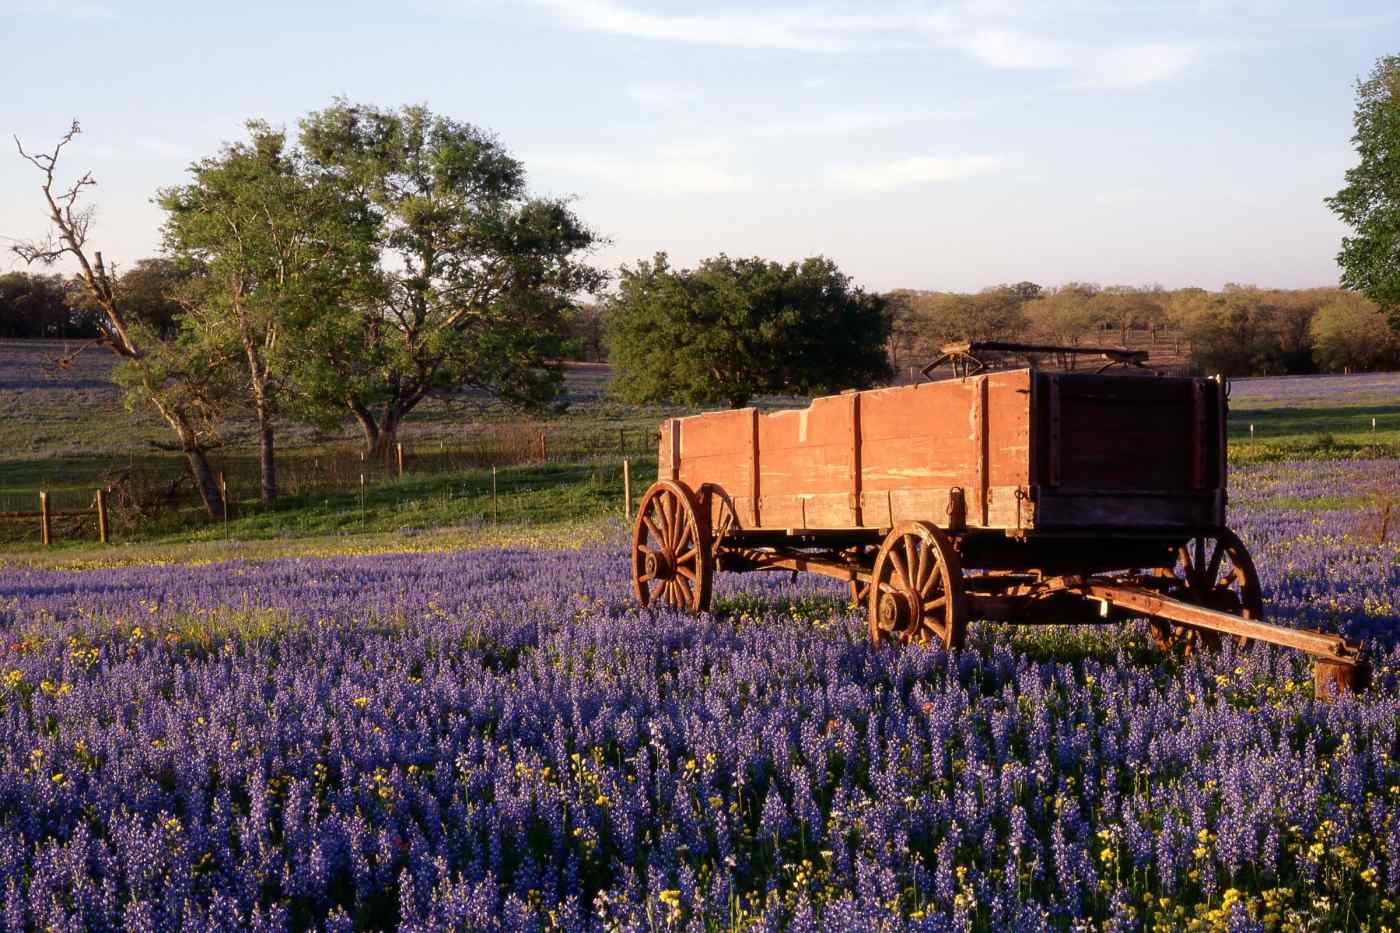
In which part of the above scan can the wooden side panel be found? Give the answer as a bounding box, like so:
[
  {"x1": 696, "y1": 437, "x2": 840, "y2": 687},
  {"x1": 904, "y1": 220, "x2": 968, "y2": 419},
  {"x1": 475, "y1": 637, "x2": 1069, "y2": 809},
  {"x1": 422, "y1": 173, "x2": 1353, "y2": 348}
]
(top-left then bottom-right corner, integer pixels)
[
  {"x1": 674, "y1": 408, "x2": 758, "y2": 527},
  {"x1": 1035, "y1": 492, "x2": 1217, "y2": 528},
  {"x1": 859, "y1": 380, "x2": 978, "y2": 490},
  {"x1": 1029, "y1": 372, "x2": 1228, "y2": 530},
  {"x1": 1054, "y1": 375, "x2": 1197, "y2": 492},
  {"x1": 757, "y1": 394, "x2": 855, "y2": 528},
  {"x1": 657, "y1": 419, "x2": 675, "y2": 480},
  {"x1": 984, "y1": 371, "x2": 1032, "y2": 527}
]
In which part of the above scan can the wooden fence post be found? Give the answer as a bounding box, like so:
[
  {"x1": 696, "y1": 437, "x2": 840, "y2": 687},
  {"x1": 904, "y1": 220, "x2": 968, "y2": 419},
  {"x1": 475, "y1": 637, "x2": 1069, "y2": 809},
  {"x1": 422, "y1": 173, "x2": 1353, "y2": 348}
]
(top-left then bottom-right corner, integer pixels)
[
  {"x1": 95, "y1": 489, "x2": 109, "y2": 544},
  {"x1": 219, "y1": 472, "x2": 229, "y2": 537},
  {"x1": 396, "y1": 442, "x2": 404, "y2": 479},
  {"x1": 39, "y1": 492, "x2": 50, "y2": 547},
  {"x1": 491, "y1": 466, "x2": 498, "y2": 525},
  {"x1": 623, "y1": 458, "x2": 631, "y2": 519},
  {"x1": 538, "y1": 431, "x2": 546, "y2": 462}
]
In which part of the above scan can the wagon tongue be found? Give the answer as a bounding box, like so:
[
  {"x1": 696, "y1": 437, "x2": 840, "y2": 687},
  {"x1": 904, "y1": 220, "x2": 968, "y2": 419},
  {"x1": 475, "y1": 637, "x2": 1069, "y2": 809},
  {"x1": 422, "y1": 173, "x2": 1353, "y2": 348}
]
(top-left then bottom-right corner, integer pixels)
[{"x1": 1073, "y1": 579, "x2": 1368, "y2": 699}]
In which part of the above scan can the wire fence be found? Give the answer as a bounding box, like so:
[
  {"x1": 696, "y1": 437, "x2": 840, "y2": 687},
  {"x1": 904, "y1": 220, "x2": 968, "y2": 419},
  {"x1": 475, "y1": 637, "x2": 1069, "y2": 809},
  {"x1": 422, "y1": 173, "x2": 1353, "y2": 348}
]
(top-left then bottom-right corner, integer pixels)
[{"x1": 0, "y1": 426, "x2": 660, "y2": 547}]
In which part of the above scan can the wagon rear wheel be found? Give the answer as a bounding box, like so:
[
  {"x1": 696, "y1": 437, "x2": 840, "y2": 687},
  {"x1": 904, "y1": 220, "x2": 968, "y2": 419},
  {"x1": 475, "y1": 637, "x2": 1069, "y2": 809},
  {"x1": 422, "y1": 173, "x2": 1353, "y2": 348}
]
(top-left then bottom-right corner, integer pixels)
[
  {"x1": 868, "y1": 521, "x2": 967, "y2": 650},
  {"x1": 631, "y1": 480, "x2": 713, "y2": 612},
  {"x1": 1150, "y1": 528, "x2": 1262, "y2": 653}
]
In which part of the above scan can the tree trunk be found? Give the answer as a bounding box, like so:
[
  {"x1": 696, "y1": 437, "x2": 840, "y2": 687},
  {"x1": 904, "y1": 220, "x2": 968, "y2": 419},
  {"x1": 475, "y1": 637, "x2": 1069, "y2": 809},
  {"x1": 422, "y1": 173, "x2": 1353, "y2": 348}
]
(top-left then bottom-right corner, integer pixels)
[
  {"x1": 152, "y1": 401, "x2": 224, "y2": 520},
  {"x1": 257, "y1": 419, "x2": 276, "y2": 507},
  {"x1": 370, "y1": 406, "x2": 404, "y2": 466},
  {"x1": 185, "y1": 446, "x2": 226, "y2": 521},
  {"x1": 349, "y1": 399, "x2": 380, "y2": 455}
]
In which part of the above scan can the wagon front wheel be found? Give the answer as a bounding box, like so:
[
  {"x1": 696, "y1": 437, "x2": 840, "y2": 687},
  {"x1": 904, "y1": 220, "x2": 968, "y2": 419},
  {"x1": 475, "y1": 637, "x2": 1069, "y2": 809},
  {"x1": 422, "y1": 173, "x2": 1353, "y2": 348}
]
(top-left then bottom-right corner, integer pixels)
[
  {"x1": 869, "y1": 521, "x2": 967, "y2": 650},
  {"x1": 631, "y1": 480, "x2": 712, "y2": 612}
]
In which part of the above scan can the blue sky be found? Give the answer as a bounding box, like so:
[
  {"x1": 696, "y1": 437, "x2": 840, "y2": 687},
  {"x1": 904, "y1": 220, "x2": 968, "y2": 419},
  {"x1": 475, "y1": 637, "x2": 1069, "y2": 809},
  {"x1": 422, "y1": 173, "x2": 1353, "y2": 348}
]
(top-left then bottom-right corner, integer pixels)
[{"x1": 2, "y1": 1, "x2": 1396, "y2": 292}]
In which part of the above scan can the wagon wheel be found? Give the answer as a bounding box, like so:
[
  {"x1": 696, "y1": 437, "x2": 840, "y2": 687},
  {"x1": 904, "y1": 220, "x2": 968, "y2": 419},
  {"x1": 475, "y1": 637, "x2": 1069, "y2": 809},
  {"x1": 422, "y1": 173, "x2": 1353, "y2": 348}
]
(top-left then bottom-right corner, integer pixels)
[
  {"x1": 868, "y1": 521, "x2": 967, "y2": 650},
  {"x1": 1150, "y1": 528, "x2": 1263, "y2": 654},
  {"x1": 631, "y1": 480, "x2": 713, "y2": 612}
]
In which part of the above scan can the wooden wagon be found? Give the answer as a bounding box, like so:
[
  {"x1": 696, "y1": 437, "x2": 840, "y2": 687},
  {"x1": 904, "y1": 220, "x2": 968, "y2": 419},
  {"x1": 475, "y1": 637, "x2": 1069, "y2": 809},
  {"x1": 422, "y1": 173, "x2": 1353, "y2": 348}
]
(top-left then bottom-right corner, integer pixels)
[{"x1": 628, "y1": 342, "x2": 1368, "y2": 697}]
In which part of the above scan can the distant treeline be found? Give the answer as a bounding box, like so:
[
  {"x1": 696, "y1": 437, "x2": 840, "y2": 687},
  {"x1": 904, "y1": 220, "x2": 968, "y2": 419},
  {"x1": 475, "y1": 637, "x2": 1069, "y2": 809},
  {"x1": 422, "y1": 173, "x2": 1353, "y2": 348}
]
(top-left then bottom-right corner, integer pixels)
[
  {"x1": 0, "y1": 261, "x2": 185, "y2": 341},
  {"x1": 6, "y1": 269, "x2": 1397, "y2": 378},
  {"x1": 883, "y1": 282, "x2": 1400, "y2": 377}
]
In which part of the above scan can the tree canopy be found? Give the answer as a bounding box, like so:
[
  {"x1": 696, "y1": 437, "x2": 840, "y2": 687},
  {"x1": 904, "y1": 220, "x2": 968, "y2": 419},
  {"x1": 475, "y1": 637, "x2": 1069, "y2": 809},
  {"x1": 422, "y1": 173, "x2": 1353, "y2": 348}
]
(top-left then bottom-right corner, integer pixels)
[
  {"x1": 1327, "y1": 55, "x2": 1400, "y2": 331},
  {"x1": 296, "y1": 101, "x2": 605, "y2": 457},
  {"x1": 159, "y1": 121, "x2": 375, "y2": 502},
  {"x1": 607, "y1": 253, "x2": 892, "y2": 409}
]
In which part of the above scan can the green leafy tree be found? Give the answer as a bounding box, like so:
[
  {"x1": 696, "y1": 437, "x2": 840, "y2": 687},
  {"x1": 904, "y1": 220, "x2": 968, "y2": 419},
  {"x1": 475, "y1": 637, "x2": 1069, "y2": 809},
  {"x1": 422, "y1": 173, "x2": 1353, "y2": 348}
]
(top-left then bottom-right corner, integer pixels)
[
  {"x1": 1023, "y1": 286, "x2": 1108, "y2": 366},
  {"x1": 1311, "y1": 291, "x2": 1399, "y2": 372},
  {"x1": 297, "y1": 101, "x2": 604, "y2": 459},
  {"x1": 0, "y1": 271, "x2": 94, "y2": 338},
  {"x1": 160, "y1": 122, "x2": 375, "y2": 504},
  {"x1": 1327, "y1": 55, "x2": 1400, "y2": 331},
  {"x1": 607, "y1": 253, "x2": 892, "y2": 408}
]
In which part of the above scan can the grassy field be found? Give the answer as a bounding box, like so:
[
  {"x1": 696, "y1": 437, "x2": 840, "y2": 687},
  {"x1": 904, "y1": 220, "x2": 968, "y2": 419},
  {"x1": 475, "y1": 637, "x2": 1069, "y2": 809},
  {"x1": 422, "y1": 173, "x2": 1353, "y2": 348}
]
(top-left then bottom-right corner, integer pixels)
[
  {"x1": 2, "y1": 337, "x2": 1396, "y2": 561},
  {"x1": 0, "y1": 341, "x2": 681, "y2": 497},
  {"x1": 1228, "y1": 371, "x2": 1400, "y2": 462}
]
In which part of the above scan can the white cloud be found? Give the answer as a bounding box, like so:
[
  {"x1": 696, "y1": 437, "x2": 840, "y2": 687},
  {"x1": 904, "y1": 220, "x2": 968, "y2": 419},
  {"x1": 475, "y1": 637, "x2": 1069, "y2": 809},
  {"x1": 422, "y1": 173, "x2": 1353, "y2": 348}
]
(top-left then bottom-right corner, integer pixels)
[
  {"x1": 825, "y1": 154, "x2": 1003, "y2": 190},
  {"x1": 526, "y1": 0, "x2": 1203, "y2": 89},
  {"x1": 625, "y1": 83, "x2": 703, "y2": 107},
  {"x1": 538, "y1": 154, "x2": 754, "y2": 193},
  {"x1": 528, "y1": 0, "x2": 878, "y2": 52},
  {"x1": 954, "y1": 27, "x2": 1069, "y2": 70}
]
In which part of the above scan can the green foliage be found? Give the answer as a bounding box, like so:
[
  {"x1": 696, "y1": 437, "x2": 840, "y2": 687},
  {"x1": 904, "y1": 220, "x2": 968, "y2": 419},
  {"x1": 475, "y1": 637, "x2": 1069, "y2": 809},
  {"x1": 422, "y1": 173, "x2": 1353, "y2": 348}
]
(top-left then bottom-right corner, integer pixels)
[
  {"x1": 159, "y1": 125, "x2": 375, "y2": 406},
  {"x1": 1310, "y1": 291, "x2": 1400, "y2": 372},
  {"x1": 0, "y1": 272, "x2": 95, "y2": 339},
  {"x1": 1327, "y1": 55, "x2": 1400, "y2": 331},
  {"x1": 1022, "y1": 285, "x2": 1109, "y2": 350},
  {"x1": 607, "y1": 253, "x2": 892, "y2": 408},
  {"x1": 296, "y1": 101, "x2": 606, "y2": 454}
]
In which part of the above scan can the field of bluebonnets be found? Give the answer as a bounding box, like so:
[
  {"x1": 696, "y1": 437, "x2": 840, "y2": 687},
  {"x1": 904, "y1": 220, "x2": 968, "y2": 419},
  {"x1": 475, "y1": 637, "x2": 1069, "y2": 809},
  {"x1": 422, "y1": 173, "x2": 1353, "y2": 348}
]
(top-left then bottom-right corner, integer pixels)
[{"x1": 2, "y1": 393, "x2": 1399, "y2": 930}]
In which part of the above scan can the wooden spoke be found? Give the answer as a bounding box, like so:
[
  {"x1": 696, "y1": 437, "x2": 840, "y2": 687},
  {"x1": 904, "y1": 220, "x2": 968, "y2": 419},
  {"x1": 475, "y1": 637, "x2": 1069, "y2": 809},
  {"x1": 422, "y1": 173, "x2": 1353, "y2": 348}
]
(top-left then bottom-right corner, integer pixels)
[
  {"x1": 890, "y1": 548, "x2": 912, "y2": 592},
  {"x1": 642, "y1": 516, "x2": 664, "y2": 547},
  {"x1": 630, "y1": 480, "x2": 713, "y2": 613},
  {"x1": 1205, "y1": 539, "x2": 1226, "y2": 590},
  {"x1": 911, "y1": 538, "x2": 929, "y2": 591}
]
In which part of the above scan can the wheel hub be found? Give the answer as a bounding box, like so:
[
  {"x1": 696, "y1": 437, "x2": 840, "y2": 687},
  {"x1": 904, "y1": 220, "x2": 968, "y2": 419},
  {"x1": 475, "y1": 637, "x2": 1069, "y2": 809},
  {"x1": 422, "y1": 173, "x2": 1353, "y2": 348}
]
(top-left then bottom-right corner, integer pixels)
[
  {"x1": 644, "y1": 548, "x2": 673, "y2": 581},
  {"x1": 878, "y1": 589, "x2": 918, "y2": 633}
]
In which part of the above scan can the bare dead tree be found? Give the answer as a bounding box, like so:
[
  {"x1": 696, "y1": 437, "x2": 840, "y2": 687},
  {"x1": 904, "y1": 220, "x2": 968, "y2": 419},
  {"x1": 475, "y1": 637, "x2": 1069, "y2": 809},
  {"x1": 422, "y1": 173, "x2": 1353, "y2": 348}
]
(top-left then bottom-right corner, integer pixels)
[{"x1": 12, "y1": 120, "x2": 226, "y2": 520}]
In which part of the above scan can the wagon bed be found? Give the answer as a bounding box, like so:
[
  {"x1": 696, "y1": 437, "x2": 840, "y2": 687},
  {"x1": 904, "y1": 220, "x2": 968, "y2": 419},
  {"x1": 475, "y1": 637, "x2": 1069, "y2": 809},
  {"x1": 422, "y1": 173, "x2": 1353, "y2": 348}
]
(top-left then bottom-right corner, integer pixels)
[
  {"x1": 628, "y1": 344, "x2": 1368, "y2": 697},
  {"x1": 659, "y1": 368, "x2": 1226, "y2": 535}
]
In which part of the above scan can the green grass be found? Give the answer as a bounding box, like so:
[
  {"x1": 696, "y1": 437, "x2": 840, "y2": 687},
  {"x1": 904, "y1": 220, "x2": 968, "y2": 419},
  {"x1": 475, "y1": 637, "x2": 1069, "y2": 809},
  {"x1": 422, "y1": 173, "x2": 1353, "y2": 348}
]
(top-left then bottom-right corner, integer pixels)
[
  {"x1": 0, "y1": 458, "x2": 656, "y2": 557},
  {"x1": 1227, "y1": 403, "x2": 1400, "y2": 463},
  {"x1": 5, "y1": 339, "x2": 1395, "y2": 566}
]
